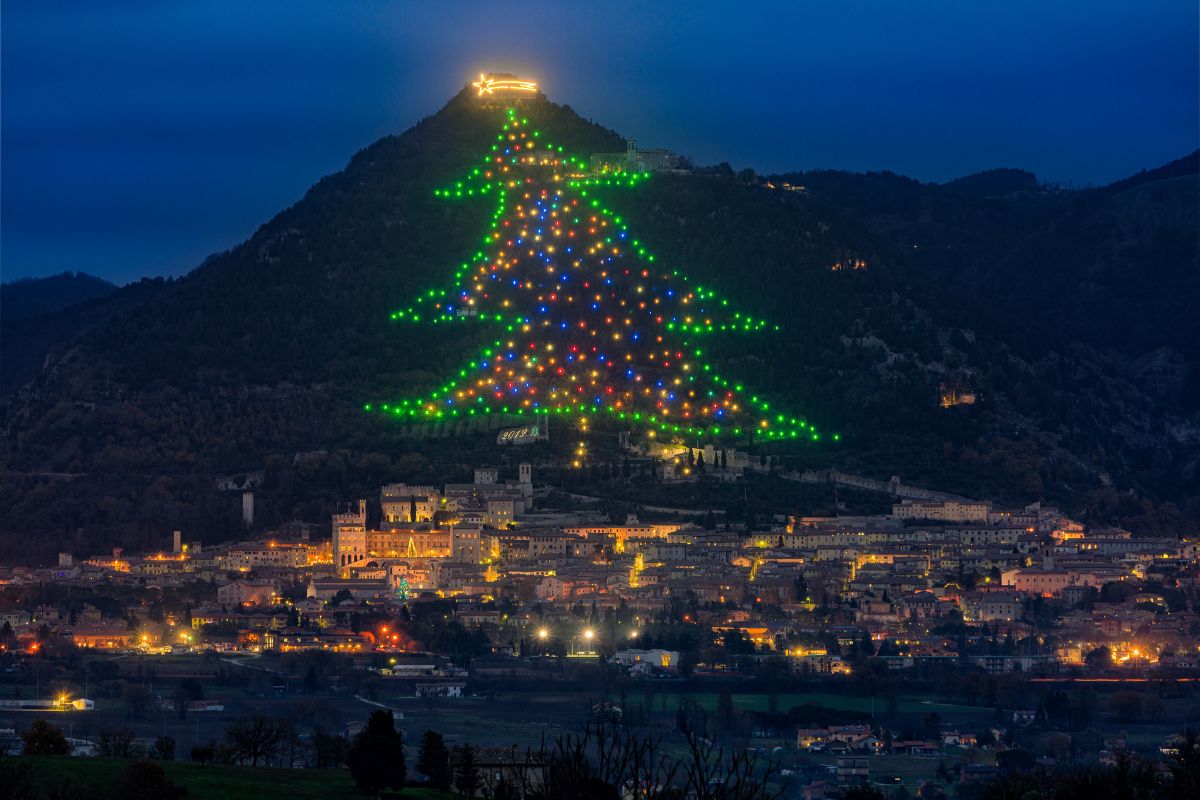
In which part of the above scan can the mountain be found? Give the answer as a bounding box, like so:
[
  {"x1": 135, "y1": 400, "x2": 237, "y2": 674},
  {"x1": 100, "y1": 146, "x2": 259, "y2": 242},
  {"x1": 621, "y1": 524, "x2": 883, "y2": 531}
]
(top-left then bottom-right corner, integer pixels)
[
  {"x1": 0, "y1": 271, "x2": 117, "y2": 321},
  {"x1": 1, "y1": 276, "x2": 159, "y2": 394},
  {"x1": 1, "y1": 272, "x2": 122, "y2": 394},
  {"x1": 0, "y1": 88, "x2": 1196, "y2": 563},
  {"x1": 941, "y1": 168, "x2": 1040, "y2": 199}
]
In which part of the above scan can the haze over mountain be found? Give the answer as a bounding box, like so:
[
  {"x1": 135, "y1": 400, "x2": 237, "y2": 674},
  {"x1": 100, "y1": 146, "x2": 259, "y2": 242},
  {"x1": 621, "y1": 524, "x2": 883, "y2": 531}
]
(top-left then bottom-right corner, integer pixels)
[{"x1": 0, "y1": 89, "x2": 1196, "y2": 563}]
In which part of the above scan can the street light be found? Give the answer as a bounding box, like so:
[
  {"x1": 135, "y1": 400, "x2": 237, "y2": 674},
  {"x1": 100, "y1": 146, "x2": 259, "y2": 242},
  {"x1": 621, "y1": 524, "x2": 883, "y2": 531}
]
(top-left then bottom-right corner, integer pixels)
[
  {"x1": 583, "y1": 629, "x2": 595, "y2": 641},
  {"x1": 537, "y1": 628, "x2": 549, "y2": 640}
]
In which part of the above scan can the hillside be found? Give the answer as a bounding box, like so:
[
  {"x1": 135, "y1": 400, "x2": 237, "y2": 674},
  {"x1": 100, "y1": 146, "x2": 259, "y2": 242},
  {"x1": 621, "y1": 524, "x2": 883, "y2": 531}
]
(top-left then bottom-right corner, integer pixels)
[
  {"x1": 0, "y1": 277, "x2": 165, "y2": 394},
  {"x1": 0, "y1": 88, "x2": 1196, "y2": 562},
  {"x1": 0, "y1": 271, "x2": 117, "y2": 321},
  {"x1": 0, "y1": 272, "x2": 123, "y2": 392}
]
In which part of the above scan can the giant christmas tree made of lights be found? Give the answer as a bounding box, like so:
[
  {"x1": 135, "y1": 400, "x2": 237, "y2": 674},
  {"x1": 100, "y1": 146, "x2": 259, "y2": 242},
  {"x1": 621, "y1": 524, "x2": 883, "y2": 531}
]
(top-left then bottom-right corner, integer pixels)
[{"x1": 367, "y1": 108, "x2": 833, "y2": 443}]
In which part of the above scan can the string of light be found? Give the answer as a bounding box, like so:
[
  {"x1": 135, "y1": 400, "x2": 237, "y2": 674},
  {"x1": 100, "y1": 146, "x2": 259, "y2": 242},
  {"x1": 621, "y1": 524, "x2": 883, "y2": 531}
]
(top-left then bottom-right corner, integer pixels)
[{"x1": 366, "y1": 108, "x2": 836, "y2": 443}]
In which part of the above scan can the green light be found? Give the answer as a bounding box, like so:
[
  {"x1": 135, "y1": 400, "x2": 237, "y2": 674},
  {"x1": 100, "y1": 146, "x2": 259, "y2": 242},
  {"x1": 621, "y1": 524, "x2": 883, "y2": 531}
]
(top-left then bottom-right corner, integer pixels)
[{"x1": 370, "y1": 110, "x2": 834, "y2": 445}]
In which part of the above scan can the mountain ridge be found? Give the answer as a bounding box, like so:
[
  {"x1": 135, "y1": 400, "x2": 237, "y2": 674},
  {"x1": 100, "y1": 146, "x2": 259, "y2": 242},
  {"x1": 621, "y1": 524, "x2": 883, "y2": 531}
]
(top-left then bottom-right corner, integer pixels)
[
  {"x1": 0, "y1": 271, "x2": 117, "y2": 320},
  {"x1": 0, "y1": 90, "x2": 1196, "y2": 563}
]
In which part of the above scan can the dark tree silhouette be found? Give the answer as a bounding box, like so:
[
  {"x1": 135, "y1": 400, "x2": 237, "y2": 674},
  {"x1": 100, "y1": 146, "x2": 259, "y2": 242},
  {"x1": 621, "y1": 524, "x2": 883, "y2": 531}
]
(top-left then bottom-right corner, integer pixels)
[
  {"x1": 452, "y1": 744, "x2": 481, "y2": 798},
  {"x1": 347, "y1": 710, "x2": 406, "y2": 796},
  {"x1": 113, "y1": 760, "x2": 187, "y2": 800},
  {"x1": 417, "y1": 729, "x2": 452, "y2": 790},
  {"x1": 21, "y1": 719, "x2": 71, "y2": 755}
]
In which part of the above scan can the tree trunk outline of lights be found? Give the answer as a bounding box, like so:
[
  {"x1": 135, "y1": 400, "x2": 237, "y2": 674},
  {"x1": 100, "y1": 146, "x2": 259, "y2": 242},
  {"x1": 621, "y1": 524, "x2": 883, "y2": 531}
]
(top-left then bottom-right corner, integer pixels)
[{"x1": 365, "y1": 106, "x2": 836, "y2": 444}]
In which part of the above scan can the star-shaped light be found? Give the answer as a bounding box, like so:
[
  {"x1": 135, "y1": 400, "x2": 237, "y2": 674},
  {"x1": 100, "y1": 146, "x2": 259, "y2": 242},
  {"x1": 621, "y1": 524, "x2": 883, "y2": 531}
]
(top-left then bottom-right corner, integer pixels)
[
  {"x1": 473, "y1": 73, "x2": 495, "y2": 96},
  {"x1": 472, "y1": 73, "x2": 538, "y2": 97}
]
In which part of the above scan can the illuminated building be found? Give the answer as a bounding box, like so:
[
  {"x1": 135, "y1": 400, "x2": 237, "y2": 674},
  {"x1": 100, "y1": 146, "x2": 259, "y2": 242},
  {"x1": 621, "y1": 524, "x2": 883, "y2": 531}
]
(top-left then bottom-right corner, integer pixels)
[
  {"x1": 612, "y1": 648, "x2": 679, "y2": 670},
  {"x1": 830, "y1": 257, "x2": 868, "y2": 272},
  {"x1": 891, "y1": 500, "x2": 991, "y2": 523},
  {"x1": 442, "y1": 464, "x2": 533, "y2": 514},
  {"x1": 381, "y1": 484, "x2": 440, "y2": 523},
  {"x1": 1001, "y1": 565, "x2": 1128, "y2": 595},
  {"x1": 218, "y1": 542, "x2": 309, "y2": 571},
  {"x1": 266, "y1": 627, "x2": 368, "y2": 653},
  {"x1": 332, "y1": 500, "x2": 368, "y2": 569},
  {"x1": 939, "y1": 387, "x2": 976, "y2": 407},
  {"x1": 590, "y1": 140, "x2": 682, "y2": 174},
  {"x1": 960, "y1": 592, "x2": 1022, "y2": 622},
  {"x1": 561, "y1": 519, "x2": 686, "y2": 548},
  {"x1": 71, "y1": 625, "x2": 133, "y2": 650},
  {"x1": 217, "y1": 580, "x2": 279, "y2": 607},
  {"x1": 333, "y1": 497, "x2": 492, "y2": 575}
]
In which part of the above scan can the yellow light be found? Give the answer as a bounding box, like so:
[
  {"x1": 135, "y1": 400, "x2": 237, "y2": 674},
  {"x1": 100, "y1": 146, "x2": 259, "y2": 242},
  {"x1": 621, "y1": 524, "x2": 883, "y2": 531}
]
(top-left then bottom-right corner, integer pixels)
[
  {"x1": 537, "y1": 628, "x2": 549, "y2": 640},
  {"x1": 473, "y1": 73, "x2": 538, "y2": 97},
  {"x1": 583, "y1": 629, "x2": 594, "y2": 640}
]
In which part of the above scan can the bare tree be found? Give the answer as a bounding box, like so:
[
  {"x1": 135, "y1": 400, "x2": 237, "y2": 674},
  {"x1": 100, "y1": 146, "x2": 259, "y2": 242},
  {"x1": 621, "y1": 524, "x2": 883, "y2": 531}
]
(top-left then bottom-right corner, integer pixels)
[
  {"x1": 225, "y1": 714, "x2": 283, "y2": 766},
  {"x1": 679, "y1": 728, "x2": 784, "y2": 800}
]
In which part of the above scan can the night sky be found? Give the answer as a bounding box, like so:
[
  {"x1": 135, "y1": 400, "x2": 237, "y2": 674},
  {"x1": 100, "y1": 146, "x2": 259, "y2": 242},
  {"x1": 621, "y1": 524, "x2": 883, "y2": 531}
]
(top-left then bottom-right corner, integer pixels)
[{"x1": 3, "y1": 1, "x2": 1197, "y2": 285}]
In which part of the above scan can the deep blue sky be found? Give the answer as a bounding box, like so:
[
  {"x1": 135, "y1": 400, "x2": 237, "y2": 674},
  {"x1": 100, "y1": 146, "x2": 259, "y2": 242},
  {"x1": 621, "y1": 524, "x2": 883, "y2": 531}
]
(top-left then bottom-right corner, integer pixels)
[{"x1": 3, "y1": 1, "x2": 1197, "y2": 285}]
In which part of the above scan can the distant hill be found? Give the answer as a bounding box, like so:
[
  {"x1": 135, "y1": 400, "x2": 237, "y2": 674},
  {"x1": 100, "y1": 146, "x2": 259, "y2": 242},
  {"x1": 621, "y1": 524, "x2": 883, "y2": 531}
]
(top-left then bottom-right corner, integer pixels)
[
  {"x1": 1, "y1": 271, "x2": 116, "y2": 321},
  {"x1": 942, "y1": 168, "x2": 1040, "y2": 198},
  {"x1": 1103, "y1": 149, "x2": 1199, "y2": 195},
  {"x1": 0, "y1": 277, "x2": 169, "y2": 394},
  {"x1": 0, "y1": 272, "x2": 123, "y2": 393},
  {"x1": 0, "y1": 88, "x2": 1196, "y2": 563}
]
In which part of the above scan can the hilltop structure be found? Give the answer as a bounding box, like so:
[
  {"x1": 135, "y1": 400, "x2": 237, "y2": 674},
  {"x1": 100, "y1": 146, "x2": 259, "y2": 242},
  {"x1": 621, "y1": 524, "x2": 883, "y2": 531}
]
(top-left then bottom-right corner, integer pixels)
[{"x1": 590, "y1": 139, "x2": 684, "y2": 174}]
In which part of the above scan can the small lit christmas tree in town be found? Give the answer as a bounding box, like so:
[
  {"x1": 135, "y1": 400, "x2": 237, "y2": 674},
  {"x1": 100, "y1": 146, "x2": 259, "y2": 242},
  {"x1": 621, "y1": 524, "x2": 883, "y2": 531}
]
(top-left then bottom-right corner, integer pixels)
[{"x1": 367, "y1": 106, "x2": 834, "y2": 444}]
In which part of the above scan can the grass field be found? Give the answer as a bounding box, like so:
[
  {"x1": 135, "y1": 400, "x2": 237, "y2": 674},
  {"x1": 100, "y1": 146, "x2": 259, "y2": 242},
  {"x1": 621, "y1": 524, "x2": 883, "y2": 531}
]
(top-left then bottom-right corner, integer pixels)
[
  {"x1": 18, "y1": 756, "x2": 454, "y2": 800},
  {"x1": 684, "y1": 692, "x2": 988, "y2": 715},
  {"x1": 385, "y1": 694, "x2": 588, "y2": 749}
]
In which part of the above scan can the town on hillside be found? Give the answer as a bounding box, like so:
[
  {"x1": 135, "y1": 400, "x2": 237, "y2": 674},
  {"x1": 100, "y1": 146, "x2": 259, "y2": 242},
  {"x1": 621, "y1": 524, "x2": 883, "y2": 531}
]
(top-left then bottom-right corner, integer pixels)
[{"x1": 3, "y1": 450, "x2": 1197, "y2": 795}]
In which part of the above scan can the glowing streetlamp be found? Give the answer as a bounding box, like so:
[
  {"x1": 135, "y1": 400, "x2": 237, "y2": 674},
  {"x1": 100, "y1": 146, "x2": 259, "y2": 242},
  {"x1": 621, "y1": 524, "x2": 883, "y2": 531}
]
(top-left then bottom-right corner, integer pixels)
[{"x1": 537, "y1": 628, "x2": 549, "y2": 640}]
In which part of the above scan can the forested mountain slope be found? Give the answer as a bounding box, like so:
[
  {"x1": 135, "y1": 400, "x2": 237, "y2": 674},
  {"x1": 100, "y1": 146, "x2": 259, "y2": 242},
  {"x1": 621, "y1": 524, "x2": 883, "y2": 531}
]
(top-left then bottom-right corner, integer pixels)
[{"x1": 0, "y1": 90, "x2": 1195, "y2": 562}]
